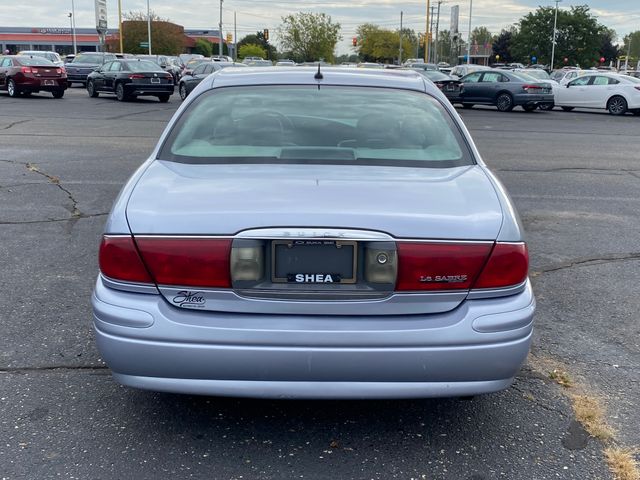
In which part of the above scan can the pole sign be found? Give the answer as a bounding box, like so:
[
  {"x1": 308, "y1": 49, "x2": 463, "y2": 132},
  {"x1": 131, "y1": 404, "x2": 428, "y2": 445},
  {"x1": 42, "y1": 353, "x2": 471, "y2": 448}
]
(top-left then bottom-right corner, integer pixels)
[
  {"x1": 450, "y1": 5, "x2": 459, "y2": 35},
  {"x1": 95, "y1": 0, "x2": 108, "y2": 33}
]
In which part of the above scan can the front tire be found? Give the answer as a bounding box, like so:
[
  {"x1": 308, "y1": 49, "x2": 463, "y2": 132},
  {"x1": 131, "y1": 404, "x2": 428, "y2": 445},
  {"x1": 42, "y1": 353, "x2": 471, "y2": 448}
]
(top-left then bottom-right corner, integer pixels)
[
  {"x1": 7, "y1": 79, "x2": 18, "y2": 97},
  {"x1": 179, "y1": 83, "x2": 188, "y2": 101},
  {"x1": 496, "y1": 93, "x2": 514, "y2": 112},
  {"x1": 87, "y1": 80, "x2": 99, "y2": 98},
  {"x1": 115, "y1": 82, "x2": 127, "y2": 102},
  {"x1": 158, "y1": 94, "x2": 170, "y2": 103},
  {"x1": 607, "y1": 96, "x2": 627, "y2": 116},
  {"x1": 462, "y1": 103, "x2": 474, "y2": 109},
  {"x1": 52, "y1": 90, "x2": 64, "y2": 99}
]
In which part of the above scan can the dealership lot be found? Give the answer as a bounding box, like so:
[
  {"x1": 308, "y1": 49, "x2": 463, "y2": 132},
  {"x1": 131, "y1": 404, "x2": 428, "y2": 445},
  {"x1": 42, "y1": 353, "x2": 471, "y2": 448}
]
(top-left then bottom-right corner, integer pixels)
[{"x1": 0, "y1": 87, "x2": 638, "y2": 478}]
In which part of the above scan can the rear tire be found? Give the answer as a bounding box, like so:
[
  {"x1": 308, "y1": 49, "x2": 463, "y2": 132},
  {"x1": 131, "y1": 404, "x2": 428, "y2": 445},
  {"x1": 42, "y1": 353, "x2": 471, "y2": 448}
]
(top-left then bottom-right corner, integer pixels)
[
  {"x1": 496, "y1": 93, "x2": 514, "y2": 112},
  {"x1": 179, "y1": 83, "x2": 187, "y2": 101},
  {"x1": 158, "y1": 94, "x2": 170, "y2": 103},
  {"x1": 115, "y1": 82, "x2": 127, "y2": 102},
  {"x1": 52, "y1": 90, "x2": 64, "y2": 99},
  {"x1": 462, "y1": 103, "x2": 474, "y2": 109},
  {"x1": 522, "y1": 104, "x2": 537, "y2": 112},
  {"x1": 607, "y1": 96, "x2": 627, "y2": 116},
  {"x1": 67, "y1": 82, "x2": 73, "y2": 87},
  {"x1": 538, "y1": 103, "x2": 554, "y2": 111},
  {"x1": 561, "y1": 106, "x2": 574, "y2": 112},
  {"x1": 7, "y1": 79, "x2": 18, "y2": 97},
  {"x1": 87, "y1": 80, "x2": 99, "y2": 98}
]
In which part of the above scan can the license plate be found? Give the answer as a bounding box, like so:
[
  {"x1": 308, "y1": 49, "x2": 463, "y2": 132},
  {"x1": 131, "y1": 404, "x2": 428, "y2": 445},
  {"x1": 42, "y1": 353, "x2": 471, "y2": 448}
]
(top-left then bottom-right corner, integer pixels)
[
  {"x1": 446, "y1": 84, "x2": 455, "y2": 91},
  {"x1": 43, "y1": 80, "x2": 55, "y2": 86},
  {"x1": 151, "y1": 78, "x2": 160, "y2": 84},
  {"x1": 272, "y1": 240, "x2": 357, "y2": 284}
]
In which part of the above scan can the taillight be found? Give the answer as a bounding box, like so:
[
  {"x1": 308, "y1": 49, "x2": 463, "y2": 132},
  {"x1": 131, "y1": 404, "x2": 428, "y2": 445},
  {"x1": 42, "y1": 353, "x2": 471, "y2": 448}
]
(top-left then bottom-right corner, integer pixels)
[
  {"x1": 56, "y1": 68, "x2": 62, "y2": 74},
  {"x1": 135, "y1": 237, "x2": 232, "y2": 288},
  {"x1": 522, "y1": 84, "x2": 541, "y2": 93},
  {"x1": 165, "y1": 73, "x2": 173, "y2": 82},
  {"x1": 99, "y1": 236, "x2": 153, "y2": 284},
  {"x1": 129, "y1": 73, "x2": 145, "y2": 79},
  {"x1": 21, "y1": 67, "x2": 33, "y2": 74},
  {"x1": 396, "y1": 243, "x2": 493, "y2": 291},
  {"x1": 473, "y1": 243, "x2": 528, "y2": 289}
]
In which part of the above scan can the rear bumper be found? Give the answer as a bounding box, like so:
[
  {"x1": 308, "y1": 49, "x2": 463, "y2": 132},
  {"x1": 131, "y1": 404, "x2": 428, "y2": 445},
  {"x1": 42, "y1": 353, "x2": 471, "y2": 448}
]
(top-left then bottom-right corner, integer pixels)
[
  {"x1": 513, "y1": 93, "x2": 554, "y2": 106},
  {"x1": 17, "y1": 78, "x2": 66, "y2": 92},
  {"x1": 93, "y1": 277, "x2": 535, "y2": 398},
  {"x1": 124, "y1": 84, "x2": 174, "y2": 96}
]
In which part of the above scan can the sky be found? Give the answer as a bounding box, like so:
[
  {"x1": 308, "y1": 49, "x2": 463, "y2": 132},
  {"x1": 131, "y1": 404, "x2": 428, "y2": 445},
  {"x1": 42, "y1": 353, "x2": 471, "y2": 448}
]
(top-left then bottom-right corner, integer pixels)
[{"x1": 1, "y1": 0, "x2": 638, "y2": 54}]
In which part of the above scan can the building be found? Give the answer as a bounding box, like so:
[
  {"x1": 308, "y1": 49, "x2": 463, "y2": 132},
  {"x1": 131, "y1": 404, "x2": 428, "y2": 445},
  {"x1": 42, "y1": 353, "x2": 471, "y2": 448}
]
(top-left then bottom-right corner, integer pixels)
[{"x1": 0, "y1": 26, "x2": 226, "y2": 56}]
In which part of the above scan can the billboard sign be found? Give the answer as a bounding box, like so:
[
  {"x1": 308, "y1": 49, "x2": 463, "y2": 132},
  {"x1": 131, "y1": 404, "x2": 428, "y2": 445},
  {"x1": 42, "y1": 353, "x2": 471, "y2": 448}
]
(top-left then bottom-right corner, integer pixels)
[
  {"x1": 450, "y1": 5, "x2": 459, "y2": 34},
  {"x1": 95, "y1": 0, "x2": 108, "y2": 32}
]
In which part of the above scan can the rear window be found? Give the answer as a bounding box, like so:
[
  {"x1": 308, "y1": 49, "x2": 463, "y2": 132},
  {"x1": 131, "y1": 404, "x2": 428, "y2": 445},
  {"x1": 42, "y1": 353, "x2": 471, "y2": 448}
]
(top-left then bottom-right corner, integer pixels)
[
  {"x1": 159, "y1": 85, "x2": 473, "y2": 168},
  {"x1": 17, "y1": 57, "x2": 55, "y2": 66},
  {"x1": 128, "y1": 60, "x2": 163, "y2": 71},
  {"x1": 73, "y1": 54, "x2": 111, "y2": 64}
]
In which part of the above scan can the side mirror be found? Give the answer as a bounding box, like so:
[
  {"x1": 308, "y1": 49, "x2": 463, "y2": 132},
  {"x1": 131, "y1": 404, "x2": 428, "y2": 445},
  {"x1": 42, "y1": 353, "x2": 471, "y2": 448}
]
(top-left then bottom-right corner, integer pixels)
[
  {"x1": 93, "y1": 67, "x2": 100, "y2": 72},
  {"x1": 566, "y1": 83, "x2": 571, "y2": 88}
]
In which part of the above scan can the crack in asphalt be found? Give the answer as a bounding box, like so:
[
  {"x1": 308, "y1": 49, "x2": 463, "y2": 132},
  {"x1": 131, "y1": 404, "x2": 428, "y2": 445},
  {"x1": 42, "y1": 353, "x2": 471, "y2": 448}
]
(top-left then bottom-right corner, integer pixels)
[
  {"x1": 510, "y1": 384, "x2": 569, "y2": 417},
  {"x1": 105, "y1": 107, "x2": 172, "y2": 121},
  {"x1": 497, "y1": 167, "x2": 640, "y2": 175},
  {"x1": 26, "y1": 163, "x2": 81, "y2": 217},
  {"x1": 2, "y1": 119, "x2": 31, "y2": 130},
  {"x1": 0, "y1": 212, "x2": 108, "y2": 225},
  {"x1": 531, "y1": 253, "x2": 640, "y2": 277}
]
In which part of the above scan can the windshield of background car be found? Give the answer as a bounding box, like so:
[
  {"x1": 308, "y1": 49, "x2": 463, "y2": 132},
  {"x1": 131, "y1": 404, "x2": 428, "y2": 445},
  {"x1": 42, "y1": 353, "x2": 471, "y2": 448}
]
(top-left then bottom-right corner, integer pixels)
[
  {"x1": 73, "y1": 54, "x2": 109, "y2": 64},
  {"x1": 17, "y1": 57, "x2": 55, "y2": 66},
  {"x1": 160, "y1": 85, "x2": 473, "y2": 168},
  {"x1": 511, "y1": 72, "x2": 540, "y2": 82},
  {"x1": 128, "y1": 60, "x2": 163, "y2": 71},
  {"x1": 525, "y1": 70, "x2": 550, "y2": 79},
  {"x1": 420, "y1": 71, "x2": 450, "y2": 81}
]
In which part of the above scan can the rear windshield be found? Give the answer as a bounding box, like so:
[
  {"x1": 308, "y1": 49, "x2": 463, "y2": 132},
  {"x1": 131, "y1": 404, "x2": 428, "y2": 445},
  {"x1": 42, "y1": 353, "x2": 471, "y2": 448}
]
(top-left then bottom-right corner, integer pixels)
[
  {"x1": 127, "y1": 60, "x2": 163, "y2": 71},
  {"x1": 73, "y1": 54, "x2": 111, "y2": 64},
  {"x1": 17, "y1": 57, "x2": 55, "y2": 66},
  {"x1": 159, "y1": 85, "x2": 473, "y2": 168}
]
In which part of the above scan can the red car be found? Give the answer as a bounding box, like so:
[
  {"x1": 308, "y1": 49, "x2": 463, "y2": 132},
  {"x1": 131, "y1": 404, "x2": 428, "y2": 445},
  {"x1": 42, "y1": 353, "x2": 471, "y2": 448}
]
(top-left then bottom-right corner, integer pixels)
[{"x1": 0, "y1": 55, "x2": 67, "y2": 98}]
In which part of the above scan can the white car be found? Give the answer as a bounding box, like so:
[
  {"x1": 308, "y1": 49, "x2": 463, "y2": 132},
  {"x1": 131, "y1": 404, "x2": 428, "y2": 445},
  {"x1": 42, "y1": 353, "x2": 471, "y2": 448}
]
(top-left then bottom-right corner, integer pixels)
[
  {"x1": 554, "y1": 73, "x2": 640, "y2": 115},
  {"x1": 449, "y1": 64, "x2": 490, "y2": 79},
  {"x1": 550, "y1": 69, "x2": 589, "y2": 85}
]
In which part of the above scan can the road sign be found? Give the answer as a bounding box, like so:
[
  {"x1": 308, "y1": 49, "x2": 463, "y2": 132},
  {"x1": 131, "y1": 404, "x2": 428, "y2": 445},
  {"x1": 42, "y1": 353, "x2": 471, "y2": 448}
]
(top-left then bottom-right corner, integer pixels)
[
  {"x1": 95, "y1": 0, "x2": 108, "y2": 33},
  {"x1": 139, "y1": 42, "x2": 149, "y2": 48}
]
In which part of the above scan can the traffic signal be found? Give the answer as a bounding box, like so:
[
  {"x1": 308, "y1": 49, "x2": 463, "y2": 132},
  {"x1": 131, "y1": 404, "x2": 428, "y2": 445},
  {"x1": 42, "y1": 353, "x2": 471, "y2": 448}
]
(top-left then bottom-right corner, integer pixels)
[
  {"x1": 352, "y1": 37, "x2": 357, "y2": 47},
  {"x1": 263, "y1": 29, "x2": 269, "y2": 41}
]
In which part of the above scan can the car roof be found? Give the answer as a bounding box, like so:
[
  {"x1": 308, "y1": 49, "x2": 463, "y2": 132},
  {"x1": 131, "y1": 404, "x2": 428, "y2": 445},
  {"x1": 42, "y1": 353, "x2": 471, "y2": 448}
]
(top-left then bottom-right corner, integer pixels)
[{"x1": 208, "y1": 67, "x2": 430, "y2": 93}]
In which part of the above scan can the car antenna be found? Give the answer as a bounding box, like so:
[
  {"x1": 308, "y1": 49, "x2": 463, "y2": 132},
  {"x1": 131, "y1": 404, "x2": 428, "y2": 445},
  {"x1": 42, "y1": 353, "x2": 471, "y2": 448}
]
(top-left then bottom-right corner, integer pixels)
[{"x1": 314, "y1": 62, "x2": 323, "y2": 80}]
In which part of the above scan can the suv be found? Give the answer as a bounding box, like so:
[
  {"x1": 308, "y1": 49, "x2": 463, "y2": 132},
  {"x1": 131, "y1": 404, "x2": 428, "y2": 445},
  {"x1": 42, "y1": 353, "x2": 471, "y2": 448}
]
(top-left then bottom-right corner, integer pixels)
[{"x1": 65, "y1": 52, "x2": 117, "y2": 86}]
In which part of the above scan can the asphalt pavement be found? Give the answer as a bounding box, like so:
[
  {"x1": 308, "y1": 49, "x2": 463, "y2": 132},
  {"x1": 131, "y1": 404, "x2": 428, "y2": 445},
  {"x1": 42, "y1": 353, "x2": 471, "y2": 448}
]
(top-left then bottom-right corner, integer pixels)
[{"x1": 1, "y1": 86, "x2": 638, "y2": 479}]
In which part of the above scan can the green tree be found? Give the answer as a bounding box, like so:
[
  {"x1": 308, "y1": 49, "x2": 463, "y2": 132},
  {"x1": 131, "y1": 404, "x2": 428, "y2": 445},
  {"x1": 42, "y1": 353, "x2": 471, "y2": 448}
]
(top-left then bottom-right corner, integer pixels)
[
  {"x1": 194, "y1": 38, "x2": 213, "y2": 57},
  {"x1": 511, "y1": 5, "x2": 607, "y2": 68},
  {"x1": 492, "y1": 28, "x2": 517, "y2": 63},
  {"x1": 278, "y1": 12, "x2": 341, "y2": 63},
  {"x1": 598, "y1": 28, "x2": 619, "y2": 64},
  {"x1": 470, "y1": 26, "x2": 493, "y2": 47},
  {"x1": 239, "y1": 43, "x2": 266, "y2": 60},
  {"x1": 238, "y1": 32, "x2": 277, "y2": 60},
  {"x1": 621, "y1": 31, "x2": 640, "y2": 65},
  {"x1": 355, "y1": 24, "x2": 413, "y2": 63},
  {"x1": 115, "y1": 11, "x2": 184, "y2": 55}
]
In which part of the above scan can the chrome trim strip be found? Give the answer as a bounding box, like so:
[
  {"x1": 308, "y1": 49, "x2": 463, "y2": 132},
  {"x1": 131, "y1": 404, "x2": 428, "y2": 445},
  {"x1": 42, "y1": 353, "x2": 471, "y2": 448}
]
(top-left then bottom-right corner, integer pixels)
[
  {"x1": 100, "y1": 274, "x2": 159, "y2": 295},
  {"x1": 467, "y1": 280, "x2": 527, "y2": 300}
]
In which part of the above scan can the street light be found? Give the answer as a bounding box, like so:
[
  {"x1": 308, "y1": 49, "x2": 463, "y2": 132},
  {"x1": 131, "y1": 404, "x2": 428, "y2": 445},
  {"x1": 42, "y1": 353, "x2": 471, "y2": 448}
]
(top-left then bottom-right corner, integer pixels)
[
  {"x1": 219, "y1": 0, "x2": 224, "y2": 57},
  {"x1": 147, "y1": 0, "x2": 152, "y2": 55},
  {"x1": 466, "y1": 0, "x2": 473, "y2": 65},
  {"x1": 69, "y1": 0, "x2": 77, "y2": 54},
  {"x1": 550, "y1": 0, "x2": 562, "y2": 70}
]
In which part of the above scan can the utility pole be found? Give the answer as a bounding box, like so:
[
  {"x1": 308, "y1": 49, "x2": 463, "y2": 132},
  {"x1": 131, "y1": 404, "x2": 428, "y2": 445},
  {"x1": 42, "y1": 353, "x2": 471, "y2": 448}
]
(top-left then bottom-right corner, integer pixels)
[
  {"x1": 434, "y1": 1, "x2": 442, "y2": 64},
  {"x1": 466, "y1": 0, "x2": 473, "y2": 64},
  {"x1": 219, "y1": 0, "x2": 224, "y2": 57},
  {"x1": 425, "y1": 0, "x2": 430, "y2": 63},
  {"x1": 118, "y1": 0, "x2": 123, "y2": 54},
  {"x1": 429, "y1": 5, "x2": 436, "y2": 63},
  {"x1": 550, "y1": 0, "x2": 562, "y2": 70},
  {"x1": 146, "y1": 0, "x2": 152, "y2": 55},
  {"x1": 70, "y1": 0, "x2": 77, "y2": 54},
  {"x1": 234, "y1": 11, "x2": 237, "y2": 61},
  {"x1": 399, "y1": 11, "x2": 403, "y2": 65}
]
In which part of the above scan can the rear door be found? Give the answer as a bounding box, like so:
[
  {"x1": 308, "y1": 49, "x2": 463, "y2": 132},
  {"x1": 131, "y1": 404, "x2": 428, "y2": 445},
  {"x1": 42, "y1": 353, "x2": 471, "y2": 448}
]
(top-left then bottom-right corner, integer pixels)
[
  {"x1": 478, "y1": 71, "x2": 504, "y2": 103},
  {"x1": 586, "y1": 75, "x2": 616, "y2": 108},
  {"x1": 0, "y1": 58, "x2": 12, "y2": 88}
]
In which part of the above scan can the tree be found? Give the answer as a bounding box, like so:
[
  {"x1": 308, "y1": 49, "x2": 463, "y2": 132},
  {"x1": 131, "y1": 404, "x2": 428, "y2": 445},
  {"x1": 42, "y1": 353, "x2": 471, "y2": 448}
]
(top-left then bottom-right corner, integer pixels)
[
  {"x1": 622, "y1": 31, "x2": 640, "y2": 65},
  {"x1": 114, "y1": 11, "x2": 184, "y2": 55},
  {"x1": 355, "y1": 24, "x2": 413, "y2": 63},
  {"x1": 194, "y1": 38, "x2": 213, "y2": 57},
  {"x1": 470, "y1": 26, "x2": 493, "y2": 47},
  {"x1": 238, "y1": 32, "x2": 277, "y2": 60},
  {"x1": 278, "y1": 12, "x2": 341, "y2": 63},
  {"x1": 492, "y1": 28, "x2": 516, "y2": 63},
  {"x1": 598, "y1": 28, "x2": 619, "y2": 64},
  {"x1": 511, "y1": 6, "x2": 607, "y2": 68},
  {"x1": 239, "y1": 43, "x2": 266, "y2": 60}
]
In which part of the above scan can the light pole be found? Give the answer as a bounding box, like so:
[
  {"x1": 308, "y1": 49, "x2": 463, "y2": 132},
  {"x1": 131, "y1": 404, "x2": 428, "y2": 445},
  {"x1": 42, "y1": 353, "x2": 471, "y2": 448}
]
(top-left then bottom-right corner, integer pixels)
[
  {"x1": 147, "y1": 0, "x2": 152, "y2": 55},
  {"x1": 425, "y1": 0, "x2": 430, "y2": 63},
  {"x1": 550, "y1": 0, "x2": 562, "y2": 70},
  {"x1": 219, "y1": 0, "x2": 224, "y2": 57},
  {"x1": 466, "y1": 0, "x2": 473, "y2": 65},
  {"x1": 118, "y1": 0, "x2": 123, "y2": 54},
  {"x1": 399, "y1": 11, "x2": 403, "y2": 65},
  {"x1": 70, "y1": 0, "x2": 77, "y2": 54}
]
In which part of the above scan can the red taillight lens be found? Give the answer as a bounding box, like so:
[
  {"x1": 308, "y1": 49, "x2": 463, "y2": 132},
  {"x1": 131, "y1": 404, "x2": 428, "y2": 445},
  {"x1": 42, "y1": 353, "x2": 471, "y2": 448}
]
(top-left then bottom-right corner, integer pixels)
[
  {"x1": 522, "y1": 84, "x2": 541, "y2": 92},
  {"x1": 99, "y1": 236, "x2": 153, "y2": 284},
  {"x1": 135, "y1": 237, "x2": 232, "y2": 288},
  {"x1": 473, "y1": 243, "x2": 529, "y2": 289},
  {"x1": 396, "y1": 243, "x2": 493, "y2": 291},
  {"x1": 21, "y1": 67, "x2": 33, "y2": 74},
  {"x1": 129, "y1": 73, "x2": 145, "y2": 79}
]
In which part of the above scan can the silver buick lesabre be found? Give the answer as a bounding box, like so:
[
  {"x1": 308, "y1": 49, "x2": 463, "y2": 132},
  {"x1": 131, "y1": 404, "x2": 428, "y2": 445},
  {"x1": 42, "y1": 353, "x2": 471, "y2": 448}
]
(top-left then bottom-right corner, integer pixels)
[{"x1": 93, "y1": 67, "x2": 535, "y2": 399}]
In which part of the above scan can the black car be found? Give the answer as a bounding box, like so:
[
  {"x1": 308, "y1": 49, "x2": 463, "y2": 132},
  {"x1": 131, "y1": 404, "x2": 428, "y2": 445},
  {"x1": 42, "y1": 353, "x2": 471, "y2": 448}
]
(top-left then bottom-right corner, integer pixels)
[
  {"x1": 452, "y1": 69, "x2": 554, "y2": 112},
  {"x1": 412, "y1": 69, "x2": 463, "y2": 102},
  {"x1": 65, "y1": 52, "x2": 117, "y2": 86},
  {"x1": 86, "y1": 59, "x2": 174, "y2": 102},
  {"x1": 178, "y1": 61, "x2": 245, "y2": 100},
  {"x1": 136, "y1": 54, "x2": 182, "y2": 83}
]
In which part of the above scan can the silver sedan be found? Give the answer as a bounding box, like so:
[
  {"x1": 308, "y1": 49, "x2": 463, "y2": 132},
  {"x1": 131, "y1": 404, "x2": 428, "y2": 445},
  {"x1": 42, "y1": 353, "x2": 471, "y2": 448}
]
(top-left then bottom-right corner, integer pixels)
[{"x1": 93, "y1": 67, "x2": 535, "y2": 399}]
